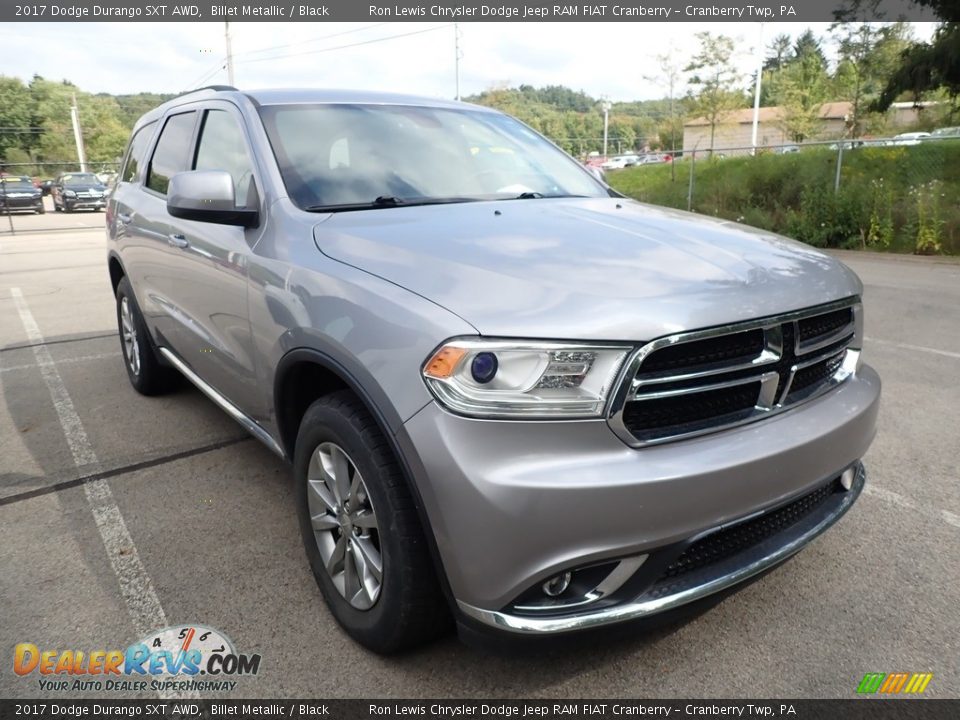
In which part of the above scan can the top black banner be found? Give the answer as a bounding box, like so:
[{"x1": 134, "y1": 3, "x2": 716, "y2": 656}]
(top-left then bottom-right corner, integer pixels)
[{"x1": 0, "y1": 0, "x2": 942, "y2": 23}]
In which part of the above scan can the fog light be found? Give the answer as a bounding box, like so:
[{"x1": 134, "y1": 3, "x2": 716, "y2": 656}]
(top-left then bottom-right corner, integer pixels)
[
  {"x1": 470, "y1": 352, "x2": 498, "y2": 384},
  {"x1": 542, "y1": 572, "x2": 572, "y2": 597},
  {"x1": 840, "y1": 466, "x2": 857, "y2": 491}
]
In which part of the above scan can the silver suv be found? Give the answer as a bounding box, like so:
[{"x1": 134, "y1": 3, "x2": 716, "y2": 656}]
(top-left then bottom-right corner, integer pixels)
[{"x1": 107, "y1": 87, "x2": 880, "y2": 652}]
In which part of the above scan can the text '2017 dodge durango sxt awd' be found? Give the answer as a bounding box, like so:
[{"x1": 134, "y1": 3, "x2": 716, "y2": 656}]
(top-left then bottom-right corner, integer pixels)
[{"x1": 106, "y1": 87, "x2": 880, "y2": 653}]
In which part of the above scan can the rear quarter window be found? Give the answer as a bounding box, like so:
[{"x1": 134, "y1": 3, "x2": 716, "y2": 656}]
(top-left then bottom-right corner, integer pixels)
[{"x1": 120, "y1": 122, "x2": 157, "y2": 184}]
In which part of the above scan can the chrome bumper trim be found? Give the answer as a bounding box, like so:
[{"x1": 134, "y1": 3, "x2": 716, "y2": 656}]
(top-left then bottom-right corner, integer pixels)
[{"x1": 457, "y1": 463, "x2": 865, "y2": 635}]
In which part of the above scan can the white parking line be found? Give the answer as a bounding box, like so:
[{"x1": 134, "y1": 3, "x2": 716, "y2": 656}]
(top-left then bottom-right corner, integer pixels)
[
  {"x1": 865, "y1": 336, "x2": 960, "y2": 360},
  {"x1": 10, "y1": 287, "x2": 190, "y2": 699},
  {"x1": 0, "y1": 351, "x2": 121, "y2": 374},
  {"x1": 863, "y1": 484, "x2": 960, "y2": 532}
]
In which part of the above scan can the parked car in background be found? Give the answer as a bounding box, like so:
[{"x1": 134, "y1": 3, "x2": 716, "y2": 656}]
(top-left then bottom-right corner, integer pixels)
[
  {"x1": 108, "y1": 87, "x2": 880, "y2": 653},
  {"x1": 0, "y1": 175, "x2": 45, "y2": 214},
  {"x1": 51, "y1": 172, "x2": 109, "y2": 212},
  {"x1": 829, "y1": 140, "x2": 865, "y2": 151},
  {"x1": 930, "y1": 126, "x2": 960, "y2": 139},
  {"x1": 892, "y1": 132, "x2": 930, "y2": 146},
  {"x1": 601, "y1": 154, "x2": 640, "y2": 170},
  {"x1": 775, "y1": 145, "x2": 800, "y2": 154}
]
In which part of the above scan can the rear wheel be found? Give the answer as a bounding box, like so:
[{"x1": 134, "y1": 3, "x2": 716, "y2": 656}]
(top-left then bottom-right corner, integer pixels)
[
  {"x1": 115, "y1": 276, "x2": 177, "y2": 396},
  {"x1": 294, "y1": 391, "x2": 449, "y2": 653}
]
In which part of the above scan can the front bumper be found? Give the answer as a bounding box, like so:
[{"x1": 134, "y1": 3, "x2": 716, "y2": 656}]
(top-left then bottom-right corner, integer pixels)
[
  {"x1": 398, "y1": 363, "x2": 880, "y2": 632},
  {"x1": 1, "y1": 196, "x2": 42, "y2": 210},
  {"x1": 65, "y1": 196, "x2": 106, "y2": 209}
]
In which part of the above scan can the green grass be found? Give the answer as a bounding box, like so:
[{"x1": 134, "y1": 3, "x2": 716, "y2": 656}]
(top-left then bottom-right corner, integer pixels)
[{"x1": 608, "y1": 142, "x2": 960, "y2": 255}]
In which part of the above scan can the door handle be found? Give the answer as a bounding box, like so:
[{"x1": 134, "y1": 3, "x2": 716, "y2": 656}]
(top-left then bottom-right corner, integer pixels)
[
  {"x1": 167, "y1": 233, "x2": 189, "y2": 249},
  {"x1": 117, "y1": 213, "x2": 132, "y2": 224}
]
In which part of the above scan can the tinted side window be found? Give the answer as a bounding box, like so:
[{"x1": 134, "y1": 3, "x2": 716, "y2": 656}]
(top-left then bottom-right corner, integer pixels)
[
  {"x1": 194, "y1": 110, "x2": 255, "y2": 207},
  {"x1": 146, "y1": 112, "x2": 196, "y2": 195},
  {"x1": 120, "y1": 121, "x2": 156, "y2": 184}
]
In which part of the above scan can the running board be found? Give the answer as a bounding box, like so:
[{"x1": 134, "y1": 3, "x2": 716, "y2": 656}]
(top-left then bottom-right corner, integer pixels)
[{"x1": 158, "y1": 347, "x2": 286, "y2": 460}]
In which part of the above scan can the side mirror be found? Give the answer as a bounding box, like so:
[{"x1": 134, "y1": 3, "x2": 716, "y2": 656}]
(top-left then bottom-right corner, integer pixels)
[{"x1": 167, "y1": 170, "x2": 258, "y2": 228}]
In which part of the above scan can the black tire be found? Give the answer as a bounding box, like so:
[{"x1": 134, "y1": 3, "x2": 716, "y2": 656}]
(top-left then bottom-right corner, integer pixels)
[
  {"x1": 53, "y1": 200, "x2": 62, "y2": 212},
  {"x1": 294, "y1": 391, "x2": 449, "y2": 653},
  {"x1": 115, "y1": 276, "x2": 177, "y2": 396},
  {"x1": 36, "y1": 204, "x2": 45, "y2": 215}
]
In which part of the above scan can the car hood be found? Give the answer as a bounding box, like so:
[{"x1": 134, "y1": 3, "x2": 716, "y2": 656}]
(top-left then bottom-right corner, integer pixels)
[
  {"x1": 312, "y1": 197, "x2": 862, "y2": 341},
  {"x1": 64, "y1": 185, "x2": 106, "y2": 192}
]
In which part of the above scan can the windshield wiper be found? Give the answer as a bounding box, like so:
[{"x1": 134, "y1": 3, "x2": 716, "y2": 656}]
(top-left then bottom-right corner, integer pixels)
[{"x1": 305, "y1": 196, "x2": 480, "y2": 213}]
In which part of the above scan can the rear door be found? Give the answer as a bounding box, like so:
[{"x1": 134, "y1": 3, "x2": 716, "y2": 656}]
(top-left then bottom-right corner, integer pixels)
[{"x1": 121, "y1": 110, "x2": 200, "y2": 347}]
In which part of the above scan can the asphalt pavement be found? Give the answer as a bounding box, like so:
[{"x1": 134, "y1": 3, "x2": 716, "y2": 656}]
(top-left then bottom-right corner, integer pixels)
[{"x1": 1, "y1": 214, "x2": 958, "y2": 699}]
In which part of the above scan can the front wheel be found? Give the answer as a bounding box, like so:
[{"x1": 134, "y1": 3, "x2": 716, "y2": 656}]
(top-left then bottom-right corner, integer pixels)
[
  {"x1": 36, "y1": 204, "x2": 45, "y2": 215},
  {"x1": 294, "y1": 391, "x2": 449, "y2": 653}
]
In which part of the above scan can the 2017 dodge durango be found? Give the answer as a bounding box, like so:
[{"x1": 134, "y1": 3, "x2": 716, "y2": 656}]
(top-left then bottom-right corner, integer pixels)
[{"x1": 106, "y1": 87, "x2": 880, "y2": 652}]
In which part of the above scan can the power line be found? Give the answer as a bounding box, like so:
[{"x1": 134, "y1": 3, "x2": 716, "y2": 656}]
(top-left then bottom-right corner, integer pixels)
[
  {"x1": 234, "y1": 24, "x2": 454, "y2": 66},
  {"x1": 183, "y1": 58, "x2": 228, "y2": 92},
  {"x1": 230, "y1": 22, "x2": 391, "y2": 59}
]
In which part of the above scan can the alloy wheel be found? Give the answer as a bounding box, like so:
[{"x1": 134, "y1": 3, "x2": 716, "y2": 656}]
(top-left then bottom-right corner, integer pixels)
[
  {"x1": 120, "y1": 296, "x2": 140, "y2": 376},
  {"x1": 306, "y1": 442, "x2": 383, "y2": 610}
]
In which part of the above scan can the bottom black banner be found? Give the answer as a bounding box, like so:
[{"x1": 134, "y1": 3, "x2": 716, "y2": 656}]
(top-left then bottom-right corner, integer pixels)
[{"x1": 1, "y1": 700, "x2": 957, "y2": 720}]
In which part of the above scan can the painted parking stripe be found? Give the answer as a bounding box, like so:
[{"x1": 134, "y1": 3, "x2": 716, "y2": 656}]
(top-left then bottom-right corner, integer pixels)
[
  {"x1": 0, "y1": 351, "x2": 121, "y2": 374},
  {"x1": 865, "y1": 336, "x2": 960, "y2": 360},
  {"x1": 863, "y1": 484, "x2": 960, "y2": 532},
  {"x1": 10, "y1": 287, "x2": 192, "y2": 699}
]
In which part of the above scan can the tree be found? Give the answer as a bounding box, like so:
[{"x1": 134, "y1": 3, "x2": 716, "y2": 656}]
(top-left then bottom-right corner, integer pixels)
[
  {"x1": 831, "y1": 16, "x2": 913, "y2": 136},
  {"x1": 644, "y1": 54, "x2": 683, "y2": 154},
  {"x1": 793, "y1": 29, "x2": 828, "y2": 69},
  {"x1": 0, "y1": 76, "x2": 33, "y2": 162},
  {"x1": 764, "y1": 34, "x2": 792, "y2": 71},
  {"x1": 775, "y1": 53, "x2": 831, "y2": 141},
  {"x1": 684, "y1": 33, "x2": 745, "y2": 153}
]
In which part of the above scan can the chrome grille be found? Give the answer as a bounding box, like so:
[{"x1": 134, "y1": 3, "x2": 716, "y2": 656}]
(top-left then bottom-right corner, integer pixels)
[{"x1": 608, "y1": 299, "x2": 862, "y2": 446}]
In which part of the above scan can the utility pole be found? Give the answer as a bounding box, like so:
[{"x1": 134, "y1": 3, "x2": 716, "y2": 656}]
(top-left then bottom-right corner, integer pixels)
[
  {"x1": 70, "y1": 94, "x2": 88, "y2": 172},
  {"x1": 225, "y1": 22, "x2": 235, "y2": 86},
  {"x1": 750, "y1": 22, "x2": 764, "y2": 154},
  {"x1": 454, "y1": 23, "x2": 462, "y2": 101},
  {"x1": 601, "y1": 100, "x2": 612, "y2": 157}
]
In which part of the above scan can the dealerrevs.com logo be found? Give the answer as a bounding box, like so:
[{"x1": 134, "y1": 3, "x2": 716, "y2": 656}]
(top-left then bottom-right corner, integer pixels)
[{"x1": 14, "y1": 625, "x2": 261, "y2": 694}]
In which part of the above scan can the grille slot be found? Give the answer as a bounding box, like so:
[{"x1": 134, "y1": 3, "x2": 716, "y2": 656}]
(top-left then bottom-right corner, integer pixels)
[
  {"x1": 622, "y1": 383, "x2": 760, "y2": 436},
  {"x1": 658, "y1": 478, "x2": 841, "y2": 582},
  {"x1": 798, "y1": 308, "x2": 852, "y2": 344},
  {"x1": 611, "y1": 301, "x2": 859, "y2": 446},
  {"x1": 637, "y1": 329, "x2": 764, "y2": 376},
  {"x1": 789, "y1": 351, "x2": 846, "y2": 397}
]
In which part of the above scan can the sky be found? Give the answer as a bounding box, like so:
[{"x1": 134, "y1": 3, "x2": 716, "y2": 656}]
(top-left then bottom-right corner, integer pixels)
[{"x1": 0, "y1": 21, "x2": 939, "y2": 102}]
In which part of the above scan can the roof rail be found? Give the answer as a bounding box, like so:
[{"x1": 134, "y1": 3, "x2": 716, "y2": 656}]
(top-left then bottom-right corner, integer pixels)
[{"x1": 172, "y1": 85, "x2": 239, "y2": 100}]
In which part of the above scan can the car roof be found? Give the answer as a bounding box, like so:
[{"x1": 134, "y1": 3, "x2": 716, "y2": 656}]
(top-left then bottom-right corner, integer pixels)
[{"x1": 135, "y1": 86, "x2": 496, "y2": 131}]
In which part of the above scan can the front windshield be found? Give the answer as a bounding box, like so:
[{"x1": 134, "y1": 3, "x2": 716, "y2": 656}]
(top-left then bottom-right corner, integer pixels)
[
  {"x1": 258, "y1": 103, "x2": 607, "y2": 210},
  {"x1": 1, "y1": 177, "x2": 33, "y2": 189},
  {"x1": 62, "y1": 173, "x2": 100, "y2": 186}
]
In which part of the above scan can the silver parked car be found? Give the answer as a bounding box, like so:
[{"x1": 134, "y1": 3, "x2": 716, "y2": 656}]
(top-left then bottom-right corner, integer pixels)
[{"x1": 107, "y1": 87, "x2": 880, "y2": 652}]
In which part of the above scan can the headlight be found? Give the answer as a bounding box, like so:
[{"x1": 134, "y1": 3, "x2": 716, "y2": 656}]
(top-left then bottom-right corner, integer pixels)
[
  {"x1": 64, "y1": 190, "x2": 77, "y2": 197},
  {"x1": 422, "y1": 339, "x2": 632, "y2": 418}
]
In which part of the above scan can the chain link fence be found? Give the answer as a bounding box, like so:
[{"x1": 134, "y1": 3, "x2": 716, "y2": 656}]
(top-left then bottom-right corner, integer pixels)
[{"x1": 602, "y1": 136, "x2": 959, "y2": 255}]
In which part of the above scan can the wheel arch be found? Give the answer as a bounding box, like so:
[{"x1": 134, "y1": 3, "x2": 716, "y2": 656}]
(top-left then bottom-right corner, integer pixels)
[
  {"x1": 273, "y1": 348, "x2": 457, "y2": 609},
  {"x1": 108, "y1": 252, "x2": 126, "y2": 297}
]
